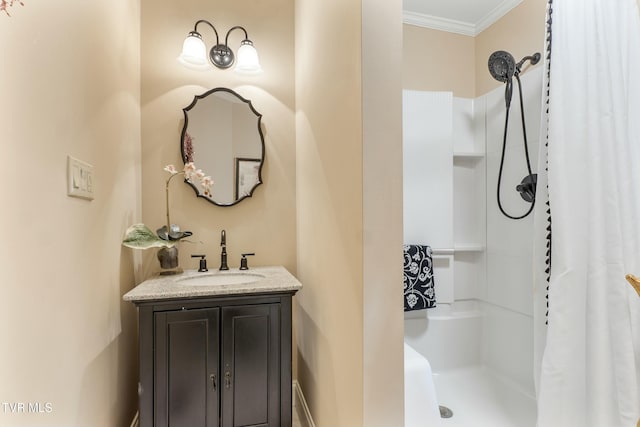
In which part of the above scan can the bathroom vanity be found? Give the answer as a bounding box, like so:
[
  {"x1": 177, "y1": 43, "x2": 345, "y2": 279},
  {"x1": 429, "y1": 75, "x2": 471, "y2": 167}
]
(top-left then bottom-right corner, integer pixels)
[{"x1": 123, "y1": 266, "x2": 302, "y2": 427}]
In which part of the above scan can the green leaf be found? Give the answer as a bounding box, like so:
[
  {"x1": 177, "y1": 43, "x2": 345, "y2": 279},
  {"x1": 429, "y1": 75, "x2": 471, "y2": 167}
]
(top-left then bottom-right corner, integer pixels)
[{"x1": 122, "y1": 223, "x2": 175, "y2": 250}]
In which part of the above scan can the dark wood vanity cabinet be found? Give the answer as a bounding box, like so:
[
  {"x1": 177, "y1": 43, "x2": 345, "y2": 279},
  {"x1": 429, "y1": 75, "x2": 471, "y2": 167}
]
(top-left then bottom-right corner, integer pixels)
[
  {"x1": 136, "y1": 293, "x2": 294, "y2": 427},
  {"x1": 154, "y1": 308, "x2": 220, "y2": 427}
]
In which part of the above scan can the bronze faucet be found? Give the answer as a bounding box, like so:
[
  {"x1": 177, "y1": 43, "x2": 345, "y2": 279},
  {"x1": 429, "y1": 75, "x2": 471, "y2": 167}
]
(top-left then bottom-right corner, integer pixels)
[{"x1": 219, "y1": 230, "x2": 229, "y2": 270}]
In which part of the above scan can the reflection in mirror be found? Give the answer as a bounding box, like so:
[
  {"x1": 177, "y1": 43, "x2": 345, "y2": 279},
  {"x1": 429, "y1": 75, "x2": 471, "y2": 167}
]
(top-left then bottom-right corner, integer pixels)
[{"x1": 181, "y1": 88, "x2": 264, "y2": 206}]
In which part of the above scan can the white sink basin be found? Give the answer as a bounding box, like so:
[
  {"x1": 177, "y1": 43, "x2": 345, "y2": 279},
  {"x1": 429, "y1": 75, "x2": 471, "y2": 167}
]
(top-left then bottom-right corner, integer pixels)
[{"x1": 177, "y1": 272, "x2": 266, "y2": 286}]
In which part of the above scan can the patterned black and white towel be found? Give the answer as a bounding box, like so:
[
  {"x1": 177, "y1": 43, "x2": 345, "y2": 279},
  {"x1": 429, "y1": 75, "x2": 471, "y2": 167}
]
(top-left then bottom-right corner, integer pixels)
[{"x1": 403, "y1": 244, "x2": 436, "y2": 311}]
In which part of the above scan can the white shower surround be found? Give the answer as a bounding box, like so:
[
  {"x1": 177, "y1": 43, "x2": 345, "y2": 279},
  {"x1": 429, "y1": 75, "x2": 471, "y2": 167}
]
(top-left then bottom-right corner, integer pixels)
[{"x1": 403, "y1": 66, "x2": 544, "y2": 425}]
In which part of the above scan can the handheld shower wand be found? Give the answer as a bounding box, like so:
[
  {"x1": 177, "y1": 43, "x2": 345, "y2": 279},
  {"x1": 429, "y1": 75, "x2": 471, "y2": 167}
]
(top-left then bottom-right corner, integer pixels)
[{"x1": 516, "y1": 53, "x2": 541, "y2": 73}]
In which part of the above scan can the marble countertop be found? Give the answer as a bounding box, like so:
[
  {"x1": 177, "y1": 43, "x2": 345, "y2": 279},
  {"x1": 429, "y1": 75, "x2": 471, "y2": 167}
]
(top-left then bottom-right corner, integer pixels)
[{"x1": 123, "y1": 266, "x2": 302, "y2": 303}]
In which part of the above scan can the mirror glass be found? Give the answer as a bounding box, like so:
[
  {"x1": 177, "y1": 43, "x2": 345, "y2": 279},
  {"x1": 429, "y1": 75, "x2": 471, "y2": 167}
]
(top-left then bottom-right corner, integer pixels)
[{"x1": 181, "y1": 88, "x2": 264, "y2": 206}]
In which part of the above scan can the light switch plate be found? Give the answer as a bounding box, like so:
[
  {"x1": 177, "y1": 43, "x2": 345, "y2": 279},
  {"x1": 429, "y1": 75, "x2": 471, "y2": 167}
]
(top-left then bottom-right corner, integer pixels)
[{"x1": 67, "y1": 155, "x2": 94, "y2": 200}]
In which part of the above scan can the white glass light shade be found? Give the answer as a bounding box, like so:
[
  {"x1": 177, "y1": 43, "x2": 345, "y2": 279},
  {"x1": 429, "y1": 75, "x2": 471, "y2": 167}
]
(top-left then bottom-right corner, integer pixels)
[
  {"x1": 234, "y1": 41, "x2": 263, "y2": 75},
  {"x1": 177, "y1": 34, "x2": 210, "y2": 70}
]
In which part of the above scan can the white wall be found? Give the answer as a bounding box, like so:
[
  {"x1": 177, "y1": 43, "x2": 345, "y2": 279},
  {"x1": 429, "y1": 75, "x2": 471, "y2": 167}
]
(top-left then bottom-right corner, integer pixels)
[
  {"x1": 403, "y1": 91, "x2": 453, "y2": 250},
  {"x1": 403, "y1": 93, "x2": 486, "y2": 311},
  {"x1": 403, "y1": 93, "x2": 486, "y2": 371},
  {"x1": 402, "y1": 67, "x2": 543, "y2": 393},
  {"x1": 482, "y1": 66, "x2": 543, "y2": 395}
]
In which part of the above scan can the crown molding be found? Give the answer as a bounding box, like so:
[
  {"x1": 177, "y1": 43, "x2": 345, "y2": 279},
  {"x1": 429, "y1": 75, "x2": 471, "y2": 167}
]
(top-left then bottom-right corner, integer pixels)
[
  {"x1": 403, "y1": 10, "x2": 476, "y2": 36},
  {"x1": 402, "y1": 0, "x2": 523, "y2": 37}
]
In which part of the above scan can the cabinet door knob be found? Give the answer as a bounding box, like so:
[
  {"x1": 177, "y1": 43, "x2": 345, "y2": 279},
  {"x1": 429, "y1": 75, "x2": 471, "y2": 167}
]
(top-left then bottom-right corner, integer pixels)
[{"x1": 210, "y1": 374, "x2": 217, "y2": 391}]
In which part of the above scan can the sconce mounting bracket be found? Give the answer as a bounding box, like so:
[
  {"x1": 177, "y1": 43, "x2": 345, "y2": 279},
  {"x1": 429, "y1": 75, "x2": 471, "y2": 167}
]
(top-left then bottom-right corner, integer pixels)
[{"x1": 210, "y1": 44, "x2": 234, "y2": 69}]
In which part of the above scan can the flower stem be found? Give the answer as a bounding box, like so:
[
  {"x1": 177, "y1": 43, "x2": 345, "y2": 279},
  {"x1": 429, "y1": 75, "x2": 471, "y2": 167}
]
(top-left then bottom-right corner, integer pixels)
[
  {"x1": 166, "y1": 180, "x2": 171, "y2": 232},
  {"x1": 165, "y1": 172, "x2": 184, "y2": 232}
]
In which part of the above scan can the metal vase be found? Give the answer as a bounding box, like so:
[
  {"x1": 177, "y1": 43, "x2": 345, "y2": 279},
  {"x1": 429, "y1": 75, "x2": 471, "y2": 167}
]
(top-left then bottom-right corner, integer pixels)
[{"x1": 157, "y1": 246, "x2": 179, "y2": 270}]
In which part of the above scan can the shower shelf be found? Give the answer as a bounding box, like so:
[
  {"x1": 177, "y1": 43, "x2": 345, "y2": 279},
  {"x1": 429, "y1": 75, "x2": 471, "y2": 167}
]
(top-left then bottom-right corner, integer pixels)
[
  {"x1": 431, "y1": 244, "x2": 485, "y2": 256},
  {"x1": 453, "y1": 152, "x2": 485, "y2": 159}
]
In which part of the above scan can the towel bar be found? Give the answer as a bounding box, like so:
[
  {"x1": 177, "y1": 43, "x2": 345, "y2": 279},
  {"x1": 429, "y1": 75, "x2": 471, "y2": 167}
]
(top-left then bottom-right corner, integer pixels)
[{"x1": 431, "y1": 248, "x2": 455, "y2": 256}]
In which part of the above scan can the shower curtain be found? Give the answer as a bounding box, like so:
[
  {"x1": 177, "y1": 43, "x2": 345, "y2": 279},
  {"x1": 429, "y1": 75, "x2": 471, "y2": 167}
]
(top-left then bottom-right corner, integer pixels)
[{"x1": 533, "y1": 0, "x2": 640, "y2": 426}]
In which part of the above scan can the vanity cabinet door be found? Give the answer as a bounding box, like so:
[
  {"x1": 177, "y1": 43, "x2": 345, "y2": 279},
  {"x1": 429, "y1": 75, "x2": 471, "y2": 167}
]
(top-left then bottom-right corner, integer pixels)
[
  {"x1": 221, "y1": 304, "x2": 280, "y2": 427},
  {"x1": 155, "y1": 308, "x2": 220, "y2": 427}
]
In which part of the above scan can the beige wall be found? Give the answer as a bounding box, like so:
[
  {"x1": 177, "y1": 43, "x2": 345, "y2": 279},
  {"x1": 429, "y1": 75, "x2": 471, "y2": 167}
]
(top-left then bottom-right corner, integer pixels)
[
  {"x1": 295, "y1": 0, "x2": 364, "y2": 423},
  {"x1": 403, "y1": 24, "x2": 475, "y2": 98},
  {"x1": 0, "y1": 1, "x2": 140, "y2": 426},
  {"x1": 403, "y1": 0, "x2": 640, "y2": 98},
  {"x1": 475, "y1": 0, "x2": 548, "y2": 96},
  {"x1": 295, "y1": 0, "x2": 405, "y2": 425},
  {"x1": 403, "y1": 0, "x2": 549, "y2": 98},
  {"x1": 8, "y1": 0, "x2": 628, "y2": 425},
  {"x1": 362, "y1": 0, "x2": 405, "y2": 425},
  {"x1": 140, "y1": 1, "x2": 296, "y2": 274}
]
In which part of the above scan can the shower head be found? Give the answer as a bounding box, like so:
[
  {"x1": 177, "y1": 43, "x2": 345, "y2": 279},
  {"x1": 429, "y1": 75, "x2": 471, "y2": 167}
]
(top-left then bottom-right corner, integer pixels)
[
  {"x1": 489, "y1": 51, "x2": 516, "y2": 108},
  {"x1": 488, "y1": 50, "x2": 516, "y2": 83},
  {"x1": 489, "y1": 50, "x2": 541, "y2": 109},
  {"x1": 515, "y1": 52, "x2": 541, "y2": 72},
  {"x1": 489, "y1": 51, "x2": 542, "y2": 82}
]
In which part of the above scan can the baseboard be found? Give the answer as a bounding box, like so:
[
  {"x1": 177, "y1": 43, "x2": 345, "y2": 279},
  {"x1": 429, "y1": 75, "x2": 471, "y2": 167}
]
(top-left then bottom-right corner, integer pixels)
[
  {"x1": 130, "y1": 387, "x2": 311, "y2": 427},
  {"x1": 293, "y1": 380, "x2": 316, "y2": 427},
  {"x1": 129, "y1": 411, "x2": 139, "y2": 427}
]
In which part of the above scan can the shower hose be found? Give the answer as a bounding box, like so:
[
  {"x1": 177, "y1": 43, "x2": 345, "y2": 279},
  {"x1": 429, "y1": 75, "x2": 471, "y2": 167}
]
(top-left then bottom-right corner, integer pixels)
[{"x1": 497, "y1": 73, "x2": 536, "y2": 220}]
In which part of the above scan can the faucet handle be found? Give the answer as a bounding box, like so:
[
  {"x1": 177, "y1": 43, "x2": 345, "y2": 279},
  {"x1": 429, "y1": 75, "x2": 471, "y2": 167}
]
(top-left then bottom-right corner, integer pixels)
[
  {"x1": 239, "y1": 253, "x2": 255, "y2": 270},
  {"x1": 191, "y1": 254, "x2": 208, "y2": 272}
]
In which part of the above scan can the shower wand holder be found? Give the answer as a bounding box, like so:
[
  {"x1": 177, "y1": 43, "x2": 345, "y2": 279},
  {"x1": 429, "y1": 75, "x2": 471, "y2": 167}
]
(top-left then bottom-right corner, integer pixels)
[{"x1": 516, "y1": 174, "x2": 537, "y2": 203}]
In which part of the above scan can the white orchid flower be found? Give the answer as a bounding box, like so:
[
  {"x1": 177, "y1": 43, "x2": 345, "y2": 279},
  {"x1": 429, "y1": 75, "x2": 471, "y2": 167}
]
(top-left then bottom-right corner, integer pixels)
[
  {"x1": 182, "y1": 162, "x2": 196, "y2": 180},
  {"x1": 201, "y1": 176, "x2": 214, "y2": 196},
  {"x1": 164, "y1": 164, "x2": 178, "y2": 174},
  {"x1": 125, "y1": 162, "x2": 214, "y2": 259},
  {"x1": 201, "y1": 176, "x2": 214, "y2": 188}
]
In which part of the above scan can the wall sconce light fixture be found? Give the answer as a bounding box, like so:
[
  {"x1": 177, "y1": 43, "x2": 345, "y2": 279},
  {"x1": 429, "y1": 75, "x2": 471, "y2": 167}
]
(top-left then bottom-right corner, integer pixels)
[{"x1": 178, "y1": 19, "x2": 262, "y2": 75}]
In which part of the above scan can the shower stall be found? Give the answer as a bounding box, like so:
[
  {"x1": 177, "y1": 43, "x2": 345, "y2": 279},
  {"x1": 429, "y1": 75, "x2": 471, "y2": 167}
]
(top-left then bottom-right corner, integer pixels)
[
  {"x1": 403, "y1": 1, "x2": 640, "y2": 426},
  {"x1": 403, "y1": 57, "x2": 543, "y2": 427}
]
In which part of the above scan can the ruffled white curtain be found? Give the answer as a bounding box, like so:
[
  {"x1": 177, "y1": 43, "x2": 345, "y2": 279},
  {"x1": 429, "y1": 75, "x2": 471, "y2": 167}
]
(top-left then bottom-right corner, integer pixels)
[{"x1": 533, "y1": 0, "x2": 640, "y2": 426}]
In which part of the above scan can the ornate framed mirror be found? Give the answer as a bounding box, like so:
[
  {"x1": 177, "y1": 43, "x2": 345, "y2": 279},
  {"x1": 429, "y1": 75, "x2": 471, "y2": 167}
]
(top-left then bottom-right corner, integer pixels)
[{"x1": 180, "y1": 87, "x2": 264, "y2": 206}]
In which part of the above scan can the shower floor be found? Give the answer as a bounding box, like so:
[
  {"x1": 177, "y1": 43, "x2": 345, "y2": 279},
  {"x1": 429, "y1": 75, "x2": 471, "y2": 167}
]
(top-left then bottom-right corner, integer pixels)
[{"x1": 433, "y1": 366, "x2": 537, "y2": 427}]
